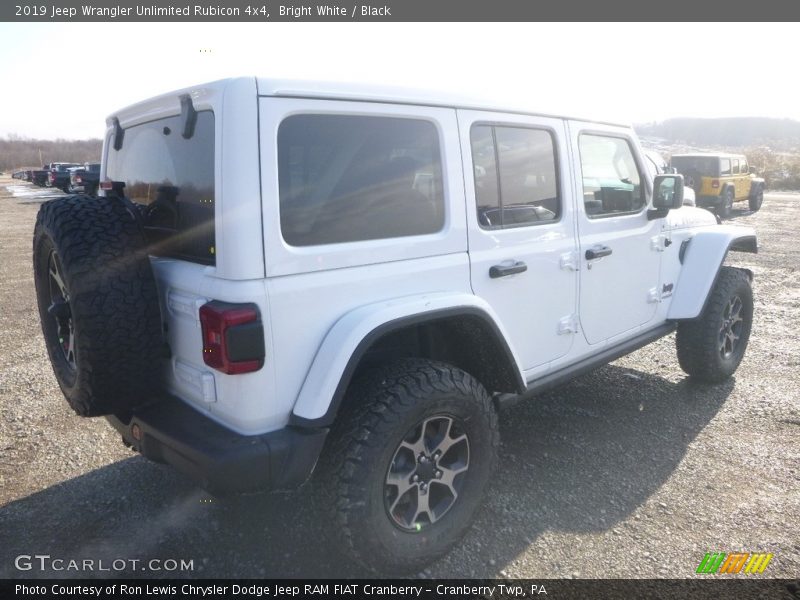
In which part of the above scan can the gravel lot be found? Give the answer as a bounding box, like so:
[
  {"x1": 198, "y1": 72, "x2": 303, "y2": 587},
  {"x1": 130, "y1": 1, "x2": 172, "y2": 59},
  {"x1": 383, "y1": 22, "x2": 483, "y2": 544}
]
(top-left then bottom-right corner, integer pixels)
[{"x1": 0, "y1": 175, "x2": 798, "y2": 579}]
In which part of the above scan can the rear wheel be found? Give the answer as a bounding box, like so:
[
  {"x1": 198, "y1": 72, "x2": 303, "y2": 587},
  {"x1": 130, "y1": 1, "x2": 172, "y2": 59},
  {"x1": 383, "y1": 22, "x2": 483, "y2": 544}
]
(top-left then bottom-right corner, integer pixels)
[
  {"x1": 749, "y1": 187, "x2": 764, "y2": 212},
  {"x1": 718, "y1": 188, "x2": 734, "y2": 219},
  {"x1": 316, "y1": 358, "x2": 499, "y2": 574},
  {"x1": 33, "y1": 195, "x2": 165, "y2": 416},
  {"x1": 676, "y1": 267, "x2": 753, "y2": 383}
]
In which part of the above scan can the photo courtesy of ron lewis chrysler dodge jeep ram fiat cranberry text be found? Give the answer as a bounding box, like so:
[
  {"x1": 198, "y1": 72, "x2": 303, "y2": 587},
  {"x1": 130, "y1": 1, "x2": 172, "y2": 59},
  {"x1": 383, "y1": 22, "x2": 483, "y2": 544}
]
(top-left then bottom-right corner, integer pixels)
[{"x1": 33, "y1": 78, "x2": 757, "y2": 573}]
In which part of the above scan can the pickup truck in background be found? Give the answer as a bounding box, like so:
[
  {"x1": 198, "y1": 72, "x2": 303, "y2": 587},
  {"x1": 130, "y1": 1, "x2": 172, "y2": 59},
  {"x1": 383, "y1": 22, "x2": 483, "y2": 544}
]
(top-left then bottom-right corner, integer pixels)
[
  {"x1": 68, "y1": 163, "x2": 101, "y2": 195},
  {"x1": 30, "y1": 163, "x2": 72, "y2": 187},
  {"x1": 47, "y1": 163, "x2": 79, "y2": 191},
  {"x1": 30, "y1": 166, "x2": 51, "y2": 186}
]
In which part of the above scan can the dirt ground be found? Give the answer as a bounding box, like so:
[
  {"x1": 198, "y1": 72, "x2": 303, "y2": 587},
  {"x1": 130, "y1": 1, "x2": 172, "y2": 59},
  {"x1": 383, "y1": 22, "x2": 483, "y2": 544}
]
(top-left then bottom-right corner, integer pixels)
[{"x1": 0, "y1": 175, "x2": 797, "y2": 579}]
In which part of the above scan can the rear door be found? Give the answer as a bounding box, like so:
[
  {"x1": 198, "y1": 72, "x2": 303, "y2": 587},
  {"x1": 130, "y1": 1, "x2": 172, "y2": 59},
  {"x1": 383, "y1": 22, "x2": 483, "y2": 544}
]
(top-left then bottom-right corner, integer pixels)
[
  {"x1": 458, "y1": 110, "x2": 578, "y2": 371},
  {"x1": 568, "y1": 121, "x2": 663, "y2": 345},
  {"x1": 260, "y1": 98, "x2": 471, "y2": 417}
]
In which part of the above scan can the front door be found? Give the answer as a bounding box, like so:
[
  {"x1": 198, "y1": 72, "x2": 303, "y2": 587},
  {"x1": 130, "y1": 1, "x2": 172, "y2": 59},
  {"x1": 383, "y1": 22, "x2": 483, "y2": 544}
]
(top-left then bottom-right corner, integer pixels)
[
  {"x1": 568, "y1": 122, "x2": 663, "y2": 345},
  {"x1": 459, "y1": 110, "x2": 578, "y2": 371}
]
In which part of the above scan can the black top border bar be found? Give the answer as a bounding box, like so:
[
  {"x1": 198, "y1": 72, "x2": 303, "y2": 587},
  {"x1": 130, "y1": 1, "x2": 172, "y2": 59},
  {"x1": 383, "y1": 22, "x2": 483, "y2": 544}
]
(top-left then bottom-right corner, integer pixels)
[{"x1": 3, "y1": 0, "x2": 800, "y2": 21}]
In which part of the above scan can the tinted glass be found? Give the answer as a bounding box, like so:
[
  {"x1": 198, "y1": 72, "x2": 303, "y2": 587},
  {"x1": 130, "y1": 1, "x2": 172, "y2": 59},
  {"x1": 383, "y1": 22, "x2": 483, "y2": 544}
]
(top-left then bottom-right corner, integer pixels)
[
  {"x1": 106, "y1": 111, "x2": 215, "y2": 265},
  {"x1": 471, "y1": 125, "x2": 559, "y2": 229},
  {"x1": 732, "y1": 159, "x2": 740, "y2": 174},
  {"x1": 579, "y1": 134, "x2": 645, "y2": 218},
  {"x1": 671, "y1": 156, "x2": 720, "y2": 177},
  {"x1": 278, "y1": 115, "x2": 444, "y2": 246},
  {"x1": 741, "y1": 160, "x2": 748, "y2": 173}
]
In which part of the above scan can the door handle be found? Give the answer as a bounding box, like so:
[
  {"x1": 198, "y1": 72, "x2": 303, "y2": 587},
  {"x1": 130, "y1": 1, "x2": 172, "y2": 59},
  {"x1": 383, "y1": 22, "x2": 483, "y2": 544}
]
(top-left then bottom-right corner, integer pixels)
[
  {"x1": 489, "y1": 261, "x2": 527, "y2": 279},
  {"x1": 585, "y1": 246, "x2": 613, "y2": 260}
]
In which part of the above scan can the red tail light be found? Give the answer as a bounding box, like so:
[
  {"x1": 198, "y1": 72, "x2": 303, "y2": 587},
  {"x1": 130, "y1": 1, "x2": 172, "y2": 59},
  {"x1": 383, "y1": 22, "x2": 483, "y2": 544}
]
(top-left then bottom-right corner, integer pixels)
[
  {"x1": 76, "y1": 176, "x2": 82, "y2": 183},
  {"x1": 49, "y1": 172, "x2": 55, "y2": 182},
  {"x1": 712, "y1": 179, "x2": 720, "y2": 189},
  {"x1": 199, "y1": 301, "x2": 265, "y2": 375}
]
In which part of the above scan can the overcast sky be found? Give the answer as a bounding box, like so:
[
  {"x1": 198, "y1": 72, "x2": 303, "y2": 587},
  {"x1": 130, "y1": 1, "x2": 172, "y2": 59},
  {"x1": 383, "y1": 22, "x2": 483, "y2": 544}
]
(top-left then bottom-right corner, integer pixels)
[{"x1": 1, "y1": 22, "x2": 798, "y2": 139}]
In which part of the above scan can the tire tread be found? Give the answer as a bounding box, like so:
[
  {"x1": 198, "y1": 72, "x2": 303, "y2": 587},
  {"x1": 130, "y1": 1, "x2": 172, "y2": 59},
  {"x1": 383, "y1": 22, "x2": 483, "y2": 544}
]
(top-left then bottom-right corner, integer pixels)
[
  {"x1": 33, "y1": 195, "x2": 164, "y2": 416},
  {"x1": 316, "y1": 358, "x2": 498, "y2": 573}
]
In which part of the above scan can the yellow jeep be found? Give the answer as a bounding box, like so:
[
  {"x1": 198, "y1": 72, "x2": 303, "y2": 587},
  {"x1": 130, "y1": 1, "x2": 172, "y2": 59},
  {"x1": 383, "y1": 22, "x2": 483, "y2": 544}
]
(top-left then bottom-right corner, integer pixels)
[{"x1": 671, "y1": 153, "x2": 765, "y2": 219}]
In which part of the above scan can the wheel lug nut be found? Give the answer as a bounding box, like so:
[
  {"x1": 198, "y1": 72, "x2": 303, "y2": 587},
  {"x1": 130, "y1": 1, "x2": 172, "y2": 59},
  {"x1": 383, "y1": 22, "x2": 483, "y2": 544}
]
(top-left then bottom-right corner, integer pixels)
[
  {"x1": 412, "y1": 474, "x2": 419, "y2": 482},
  {"x1": 436, "y1": 470, "x2": 442, "y2": 478},
  {"x1": 419, "y1": 455, "x2": 427, "y2": 463}
]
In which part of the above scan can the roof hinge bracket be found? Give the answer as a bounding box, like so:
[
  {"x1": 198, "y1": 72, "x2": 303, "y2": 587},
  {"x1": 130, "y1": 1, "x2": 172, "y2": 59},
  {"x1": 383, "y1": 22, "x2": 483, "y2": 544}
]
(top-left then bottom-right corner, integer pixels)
[
  {"x1": 180, "y1": 94, "x2": 198, "y2": 139},
  {"x1": 112, "y1": 117, "x2": 125, "y2": 151}
]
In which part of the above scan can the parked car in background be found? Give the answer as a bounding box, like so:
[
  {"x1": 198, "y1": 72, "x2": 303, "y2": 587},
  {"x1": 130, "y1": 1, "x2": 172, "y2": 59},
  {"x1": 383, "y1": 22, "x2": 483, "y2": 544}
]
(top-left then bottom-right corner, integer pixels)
[
  {"x1": 47, "y1": 163, "x2": 79, "y2": 192},
  {"x1": 30, "y1": 166, "x2": 51, "y2": 186},
  {"x1": 30, "y1": 163, "x2": 72, "y2": 187},
  {"x1": 671, "y1": 153, "x2": 765, "y2": 218},
  {"x1": 69, "y1": 162, "x2": 101, "y2": 195},
  {"x1": 643, "y1": 150, "x2": 695, "y2": 206}
]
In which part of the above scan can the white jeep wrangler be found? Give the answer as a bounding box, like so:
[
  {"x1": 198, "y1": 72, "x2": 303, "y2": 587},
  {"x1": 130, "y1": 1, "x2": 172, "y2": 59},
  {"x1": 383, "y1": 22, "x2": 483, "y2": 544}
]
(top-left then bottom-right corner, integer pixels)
[{"x1": 33, "y1": 77, "x2": 757, "y2": 573}]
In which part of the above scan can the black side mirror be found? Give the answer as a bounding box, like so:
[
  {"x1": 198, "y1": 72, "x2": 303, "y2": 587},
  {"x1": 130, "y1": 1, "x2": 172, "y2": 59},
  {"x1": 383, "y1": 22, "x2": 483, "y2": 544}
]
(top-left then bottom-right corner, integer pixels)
[{"x1": 648, "y1": 174, "x2": 684, "y2": 220}]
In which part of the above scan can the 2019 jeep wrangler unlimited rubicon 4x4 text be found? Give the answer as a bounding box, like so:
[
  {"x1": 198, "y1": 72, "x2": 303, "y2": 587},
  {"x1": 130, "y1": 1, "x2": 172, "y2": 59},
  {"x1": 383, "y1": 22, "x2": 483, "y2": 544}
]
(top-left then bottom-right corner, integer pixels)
[{"x1": 33, "y1": 78, "x2": 757, "y2": 573}]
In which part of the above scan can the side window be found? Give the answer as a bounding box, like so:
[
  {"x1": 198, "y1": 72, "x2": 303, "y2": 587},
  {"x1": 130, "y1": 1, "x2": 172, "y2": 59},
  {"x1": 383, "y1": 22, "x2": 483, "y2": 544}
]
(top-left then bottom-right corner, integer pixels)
[
  {"x1": 732, "y1": 159, "x2": 740, "y2": 174},
  {"x1": 278, "y1": 115, "x2": 444, "y2": 246},
  {"x1": 720, "y1": 158, "x2": 732, "y2": 176},
  {"x1": 741, "y1": 160, "x2": 748, "y2": 173},
  {"x1": 470, "y1": 124, "x2": 560, "y2": 229},
  {"x1": 578, "y1": 134, "x2": 645, "y2": 218}
]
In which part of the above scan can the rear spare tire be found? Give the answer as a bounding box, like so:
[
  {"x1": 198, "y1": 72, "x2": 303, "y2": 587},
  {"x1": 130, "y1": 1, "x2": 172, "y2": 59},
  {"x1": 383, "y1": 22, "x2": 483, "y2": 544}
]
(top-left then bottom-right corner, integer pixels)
[{"x1": 33, "y1": 195, "x2": 164, "y2": 416}]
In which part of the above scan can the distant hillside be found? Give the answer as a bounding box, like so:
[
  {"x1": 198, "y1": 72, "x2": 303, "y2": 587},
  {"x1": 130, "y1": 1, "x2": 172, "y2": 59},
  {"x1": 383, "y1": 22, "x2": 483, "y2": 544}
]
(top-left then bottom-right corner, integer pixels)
[
  {"x1": 636, "y1": 117, "x2": 800, "y2": 151},
  {"x1": 0, "y1": 136, "x2": 102, "y2": 173}
]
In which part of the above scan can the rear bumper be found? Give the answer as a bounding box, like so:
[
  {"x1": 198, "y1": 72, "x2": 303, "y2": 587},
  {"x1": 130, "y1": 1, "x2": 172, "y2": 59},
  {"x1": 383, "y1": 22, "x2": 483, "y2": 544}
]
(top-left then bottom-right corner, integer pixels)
[{"x1": 106, "y1": 397, "x2": 328, "y2": 494}]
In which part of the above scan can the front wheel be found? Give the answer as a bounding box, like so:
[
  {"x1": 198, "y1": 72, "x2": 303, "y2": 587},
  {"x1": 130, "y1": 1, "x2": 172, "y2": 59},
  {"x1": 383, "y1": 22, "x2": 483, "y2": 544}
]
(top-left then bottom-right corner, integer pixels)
[
  {"x1": 316, "y1": 359, "x2": 499, "y2": 574},
  {"x1": 676, "y1": 267, "x2": 753, "y2": 383}
]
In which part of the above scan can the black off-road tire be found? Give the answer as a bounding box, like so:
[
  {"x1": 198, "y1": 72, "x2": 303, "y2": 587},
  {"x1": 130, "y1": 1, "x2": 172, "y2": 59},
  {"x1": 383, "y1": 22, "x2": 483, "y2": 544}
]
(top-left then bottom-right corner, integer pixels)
[
  {"x1": 315, "y1": 358, "x2": 499, "y2": 574},
  {"x1": 749, "y1": 186, "x2": 764, "y2": 212},
  {"x1": 33, "y1": 195, "x2": 164, "y2": 417},
  {"x1": 676, "y1": 267, "x2": 753, "y2": 383},
  {"x1": 718, "y1": 188, "x2": 734, "y2": 219}
]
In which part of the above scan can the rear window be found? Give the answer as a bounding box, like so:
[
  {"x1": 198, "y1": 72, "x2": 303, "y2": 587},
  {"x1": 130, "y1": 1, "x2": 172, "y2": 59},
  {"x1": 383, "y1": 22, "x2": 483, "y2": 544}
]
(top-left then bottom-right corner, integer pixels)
[
  {"x1": 105, "y1": 111, "x2": 215, "y2": 265},
  {"x1": 671, "y1": 156, "x2": 720, "y2": 177},
  {"x1": 278, "y1": 114, "x2": 444, "y2": 246}
]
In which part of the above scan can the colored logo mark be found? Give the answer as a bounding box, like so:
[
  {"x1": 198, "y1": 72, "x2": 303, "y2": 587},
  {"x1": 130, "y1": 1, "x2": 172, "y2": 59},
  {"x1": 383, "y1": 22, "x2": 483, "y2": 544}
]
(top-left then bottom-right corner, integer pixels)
[{"x1": 696, "y1": 552, "x2": 774, "y2": 574}]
